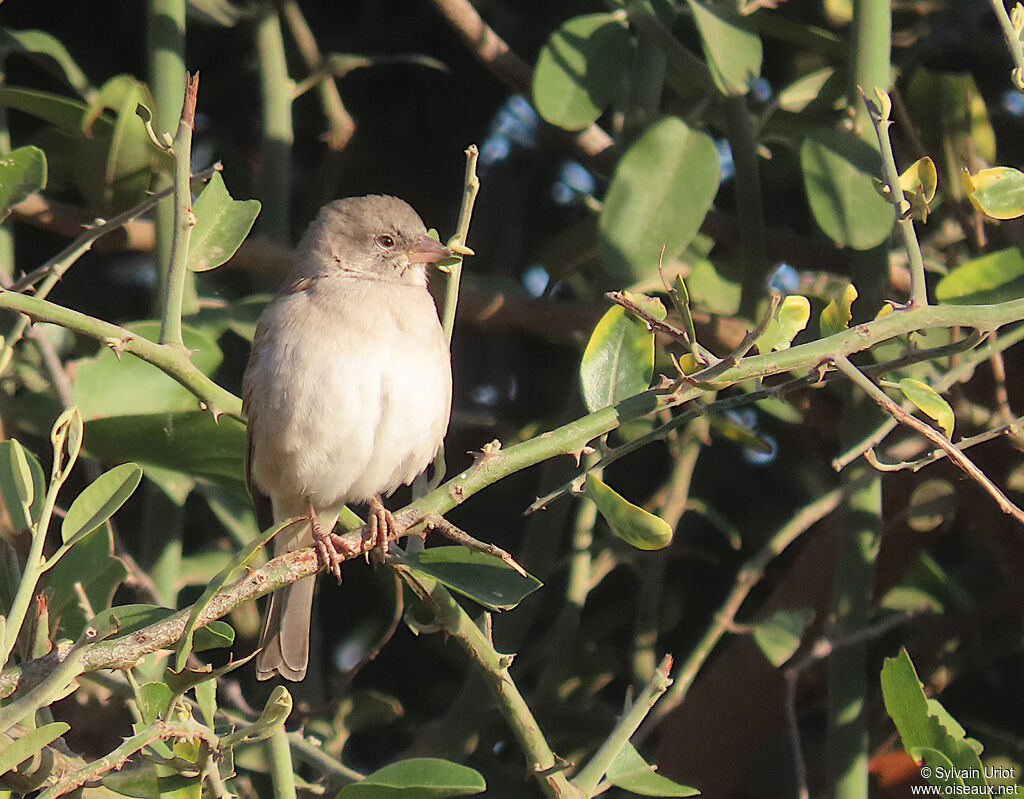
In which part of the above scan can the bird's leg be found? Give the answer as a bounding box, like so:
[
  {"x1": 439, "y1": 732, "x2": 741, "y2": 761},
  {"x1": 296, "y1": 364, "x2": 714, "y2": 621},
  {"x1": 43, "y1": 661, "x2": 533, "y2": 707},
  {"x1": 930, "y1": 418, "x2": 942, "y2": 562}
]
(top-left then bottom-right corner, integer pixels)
[
  {"x1": 365, "y1": 495, "x2": 398, "y2": 564},
  {"x1": 307, "y1": 498, "x2": 342, "y2": 582}
]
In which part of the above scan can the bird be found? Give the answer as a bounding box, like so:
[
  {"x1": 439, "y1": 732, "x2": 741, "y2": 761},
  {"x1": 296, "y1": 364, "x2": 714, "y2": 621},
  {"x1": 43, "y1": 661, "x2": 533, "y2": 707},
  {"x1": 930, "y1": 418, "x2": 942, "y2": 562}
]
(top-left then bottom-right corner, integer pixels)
[{"x1": 243, "y1": 195, "x2": 453, "y2": 681}]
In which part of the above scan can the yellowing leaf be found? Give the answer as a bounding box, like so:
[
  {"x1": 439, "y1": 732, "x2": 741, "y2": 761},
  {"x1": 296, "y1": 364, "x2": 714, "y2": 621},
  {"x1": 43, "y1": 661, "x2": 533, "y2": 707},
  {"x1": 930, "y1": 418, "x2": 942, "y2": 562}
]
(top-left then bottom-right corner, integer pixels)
[
  {"x1": 898, "y1": 378, "x2": 955, "y2": 439},
  {"x1": 755, "y1": 295, "x2": 810, "y2": 353},
  {"x1": 899, "y1": 156, "x2": 938, "y2": 222},
  {"x1": 580, "y1": 305, "x2": 654, "y2": 412},
  {"x1": 586, "y1": 474, "x2": 673, "y2": 550},
  {"x1": 820, "y1": 283, "x2": 858, "y2": 337},
  {"x1": 962, "y1": 166, "x2": 1024, "y2": 220}
]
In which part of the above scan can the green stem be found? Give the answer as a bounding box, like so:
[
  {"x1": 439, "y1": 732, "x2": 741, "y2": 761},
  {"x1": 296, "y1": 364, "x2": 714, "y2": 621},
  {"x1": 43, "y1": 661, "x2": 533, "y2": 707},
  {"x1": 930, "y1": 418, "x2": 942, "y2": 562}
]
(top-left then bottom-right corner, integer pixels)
[
  {"x1": 256, "y1": 5, "x2": 294, "y2": 245},
  {"x1": 0, "y1": 290, "x2": 242, "y2": 418},
  {"x1": 441, "y1": 145, "x2": 480, "y2": 344},
  {"x1": 860, "y1": 90, "x2": 928, "y2": 307},
  {"x1": 725, "y1": 95, "x2": 769, "y2": 320},
  {"x1": 848, "y1": 0, "x2": 890, "y2": 139},
  {"x1": 572, "y1": 655, "x2": 674, "y2": 796},
  {"x1": 398, "y1": 569, "x2": 581, "y2": 799},
  {"x1": 148, "y1": 0, "x2": 196, "y2": 319},
  {"x1": 268, "y1": 725, "x2": 298, "y2": 799},
  {"x1": 159, "y1": 73, "x2": 199, "y2": 348},
  {"x1": 987, "y1": 0, "x2": 1024, "y2": 89}
]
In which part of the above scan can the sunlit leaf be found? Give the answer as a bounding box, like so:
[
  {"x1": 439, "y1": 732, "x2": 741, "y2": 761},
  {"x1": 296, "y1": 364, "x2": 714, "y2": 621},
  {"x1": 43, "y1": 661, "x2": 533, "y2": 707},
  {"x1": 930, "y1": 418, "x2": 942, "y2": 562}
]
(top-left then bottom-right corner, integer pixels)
[
  {"x1": 899, "y1": 156, "x2": 938, "y2": 222},
  {"x1": 599, "y1": 116, "x2": 719, "y2": 283},
  {"x1": 0, "y1": 439, "x2": 36, "y2": 530},
  {"x1": 684, "y1": 0, "x2": 762, "y2": 96},
  {"x1": 187, "y1": 172, "x2": 261, "y2": 272},
  {"x1": 44, "y1": 525, "x2": 127, "y2": 639},
  {"x1": 897, "y1": 378, "x2": 954, "y2": 439},
  {"x1": 580, "y1": 305, "x2": 655, "y2": 412},
  {"x1": 606, "y1": 743, "x2": 700, "y2": 796},
  {"x1": 935, "y1": 247, "x2": 1024, "y2": 305},
  {"x1": 755, "y1": 295, "x2": 810, "y2": 353},
  {"x1": 336, "y1": 757, "x2": 486, "y2": 798},
  {"x1": 820, "y1": 283, "x2": 858, "y2": 337},
  {"x1": 532, "y1": 12, "x2": 632, "y2": 131},
  {"x1": 586, "y1": 474, "x2": 673, "y2": 550},
  {"x1": 962, "y1": 166, "x2": 1024, "y2": 220}
]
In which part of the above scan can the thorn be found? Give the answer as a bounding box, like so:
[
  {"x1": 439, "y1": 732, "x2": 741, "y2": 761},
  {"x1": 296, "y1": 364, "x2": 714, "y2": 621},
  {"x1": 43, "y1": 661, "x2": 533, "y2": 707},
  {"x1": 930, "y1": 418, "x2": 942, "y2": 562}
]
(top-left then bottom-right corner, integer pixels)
[
  {"x1": 104, "y1": 335, "x2": 133, "y2": 359},
  {"x1": 569, "y1": 445, "x2": 595, "y2": 467},
  {"x1": 468, "y1": 439, "x2": 502, "y2": 460}
]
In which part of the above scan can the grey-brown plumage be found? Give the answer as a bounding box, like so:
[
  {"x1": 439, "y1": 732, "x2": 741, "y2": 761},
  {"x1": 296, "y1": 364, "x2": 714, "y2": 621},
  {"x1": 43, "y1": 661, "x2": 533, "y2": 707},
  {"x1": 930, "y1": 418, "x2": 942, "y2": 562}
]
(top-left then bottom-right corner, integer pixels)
[{"x1": 243, "y1": 195, "x2": 453, "y2": 681}]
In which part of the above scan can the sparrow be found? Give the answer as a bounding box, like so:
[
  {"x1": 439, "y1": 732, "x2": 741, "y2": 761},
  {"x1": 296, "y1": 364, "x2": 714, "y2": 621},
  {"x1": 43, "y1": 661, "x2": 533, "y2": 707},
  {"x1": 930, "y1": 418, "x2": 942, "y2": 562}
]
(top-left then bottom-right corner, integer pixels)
[{"x1": 243, "y1": 195, "x2": 453, "y2": 681}]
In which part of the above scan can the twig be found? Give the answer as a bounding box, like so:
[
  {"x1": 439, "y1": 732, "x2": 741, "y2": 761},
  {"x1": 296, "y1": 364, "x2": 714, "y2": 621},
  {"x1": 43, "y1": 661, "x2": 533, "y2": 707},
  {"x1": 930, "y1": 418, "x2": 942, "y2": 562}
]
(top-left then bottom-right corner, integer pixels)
[
  {"x1": 987, "y1": 0, "x2": 1024, "y2": 89},
  {"x1": 428, "y1": 0, "x2": 615, "y2": 167},
  {"x1": 280, "y1": 0, "x2": 355, "y2": 150},
  {"x1": 859, "y1": 87, "x2": 928, "y2": 307},
  {"x1": 419, "y1": 512, "x2": 528, "y2": 577},
  {"x1": 832, "y1": 353, "x2": 1024, "y2": 526},
  {"x1": 864, "y1": 417, "x2": 1024, "y2": 472},
  {"x1": 159, "y1": 72, "x2": 200, "y2": 349},
  {"x1": 571, "y1": 655, "x2": 674, "y2": 796},
  {"x1": 440, "y1": 144, "x2": 479, "y2": 345},
  {"x1": 988, "y1": 332, "x2": 1015, "y2": 423},
  {"x1": 833, "y1": 324, "x2": 1024, "y2": 469}
]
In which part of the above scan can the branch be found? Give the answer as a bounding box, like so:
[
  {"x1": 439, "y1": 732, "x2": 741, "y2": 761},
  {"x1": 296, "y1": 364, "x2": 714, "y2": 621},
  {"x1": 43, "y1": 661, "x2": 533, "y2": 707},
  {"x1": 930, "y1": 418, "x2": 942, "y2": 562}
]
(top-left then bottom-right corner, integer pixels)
[
  {"x1": 832, "y1": 354, "x2": 1024, "y2": 526},
  {"x1": 428, "y1": 0, "x2": 615, "y2": 167}
]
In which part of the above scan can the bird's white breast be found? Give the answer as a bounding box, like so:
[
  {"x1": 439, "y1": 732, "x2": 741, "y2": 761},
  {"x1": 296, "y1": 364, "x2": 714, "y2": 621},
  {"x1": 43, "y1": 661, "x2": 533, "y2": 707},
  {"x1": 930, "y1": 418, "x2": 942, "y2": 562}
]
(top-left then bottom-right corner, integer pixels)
[{"x1": 245, "y1": 276, "x2": 452, "y2": 518}]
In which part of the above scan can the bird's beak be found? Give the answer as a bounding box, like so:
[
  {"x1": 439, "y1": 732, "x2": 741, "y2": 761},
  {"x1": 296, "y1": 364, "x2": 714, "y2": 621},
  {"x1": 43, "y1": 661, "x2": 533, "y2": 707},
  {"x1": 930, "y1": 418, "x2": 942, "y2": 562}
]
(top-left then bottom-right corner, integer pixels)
[{"x1": 406, "y1": 234, "x2": 452, "y2": 265}]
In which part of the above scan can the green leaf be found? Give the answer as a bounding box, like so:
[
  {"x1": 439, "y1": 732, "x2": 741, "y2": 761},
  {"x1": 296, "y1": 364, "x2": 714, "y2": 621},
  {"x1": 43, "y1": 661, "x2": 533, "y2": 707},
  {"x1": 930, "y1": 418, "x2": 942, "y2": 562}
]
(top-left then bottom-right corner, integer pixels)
[
  {"x1": 905, "y1": 479, "x2": 957, "y2": 533},
  {"x1": 962, "y1": 166, "x2": 1024, "y2": 220},
  {"x1": 0, "y1": 145, "x2": 47, "y2": 220},
  {"x1": 194, "y1": 677, "x2": 217, "y2": 727},
  {"x1": 801, "y1": 129, "x2": 894, "y2": 250},
  {"x1": 599, "y1": 117, "x2": 720, "y2": 283},
  {"x1": 335, "y1": 758, "x2": 486, "y2": 798},
  {"x1": 400, "y1": 547, "x2": 542, "y2": 612},
  {"x1": 1, "y1": 29, "x2": 95, "y2": 99},
  {"x1": 82, "y1": 75, "x2": 161, "y2": 212},
  {"x1": 755, "y1": 295, "x2": 810, "y2": 353},
  {"x1": 71, "y1": 322, "x2": 223, "y2": 420},
  {"x1": 43, "y1": 525, "x2": 127, "y2": 639},
  {"x1": 935, "y1": 247, "x2": 1024, "y2": 305},
  {"x1": 0, "y1": 722, "x2": 71, "y2": 776},
  {"x1": 819, "y1": 283, "x2": 858, "y2": 337},
  {"x1": 137, "y1": 681, "x2": 173, "y2": 725},
  {"x1": 186, "y1": 172, "x2": 262, "y2": 272},
  {"x1": 897, "y1": 378, "x2": 954, "y2": 439},
  {"x1": 580, "y1": 304, "x2": 655, "y2": 413},
  {"x1": 586, "y1": 474, "x2": 673, "y2": 550},
  {"x1": 684, "y1": 0, "x2": 762, "y2": 96},
  {"x1": 83, "y1": 411, "x2": 246, "y2": 495},
  {"x1": 606, "y1": 743, "x2": 700, "y2": 796},
  {"x1": 60, "y1": 462, "x2": 143, "y2": 545},
  {"x1": 752, "y1": 608, "x2": 815, "y2": 667},
  {"x1": 532, "y1": 12, "x2": 632, "y2": 131},
  {"x1": 0, "y1": 438, "x2": 38, "y2": 529},
  {"x1": 880, "y1": 648, "x2": 987, "y2": 791},
  {"x1": 0, "y1": 86, "x2": 113, "y2": 135}
]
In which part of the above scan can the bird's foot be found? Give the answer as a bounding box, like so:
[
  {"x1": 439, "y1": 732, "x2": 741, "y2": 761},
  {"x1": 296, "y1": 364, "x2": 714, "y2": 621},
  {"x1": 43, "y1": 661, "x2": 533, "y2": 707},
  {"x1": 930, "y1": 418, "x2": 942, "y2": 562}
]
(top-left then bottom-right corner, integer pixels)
[
  {"x1": 365, "y1": 496, "x2": 399, "y2": 564},
  {"x1": 307, "y1": 500, "x2": 342, "y2": 583}
]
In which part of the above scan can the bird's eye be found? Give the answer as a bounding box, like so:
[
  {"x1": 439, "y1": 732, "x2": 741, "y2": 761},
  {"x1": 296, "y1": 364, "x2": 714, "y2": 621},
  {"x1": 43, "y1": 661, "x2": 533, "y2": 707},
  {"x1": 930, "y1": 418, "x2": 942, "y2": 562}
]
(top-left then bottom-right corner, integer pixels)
[{"x1": 375, "y1": 233, "x2": 396, "y2": 249}]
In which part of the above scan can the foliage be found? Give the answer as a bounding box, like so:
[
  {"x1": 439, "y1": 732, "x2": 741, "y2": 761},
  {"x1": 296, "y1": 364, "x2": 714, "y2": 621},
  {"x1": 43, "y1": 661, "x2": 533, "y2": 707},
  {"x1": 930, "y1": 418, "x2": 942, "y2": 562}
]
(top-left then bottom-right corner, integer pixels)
[{"x1": 1, "y1": 2, "x2": 1024, "y2": 799}]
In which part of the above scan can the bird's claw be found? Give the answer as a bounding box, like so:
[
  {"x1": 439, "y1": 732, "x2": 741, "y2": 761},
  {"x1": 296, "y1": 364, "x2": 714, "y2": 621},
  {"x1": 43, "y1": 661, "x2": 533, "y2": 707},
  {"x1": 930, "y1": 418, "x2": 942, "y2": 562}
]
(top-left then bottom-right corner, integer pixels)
[
  {"x1": 308, "y1": 503, "x2": 343, "y2": 583},
  {"x1": 365, "y1": 496, "x2": 398, "y2": 564}
]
